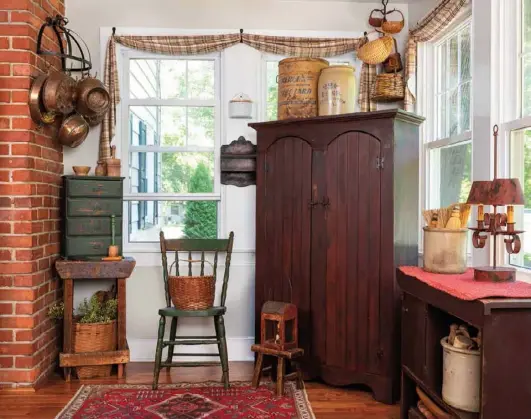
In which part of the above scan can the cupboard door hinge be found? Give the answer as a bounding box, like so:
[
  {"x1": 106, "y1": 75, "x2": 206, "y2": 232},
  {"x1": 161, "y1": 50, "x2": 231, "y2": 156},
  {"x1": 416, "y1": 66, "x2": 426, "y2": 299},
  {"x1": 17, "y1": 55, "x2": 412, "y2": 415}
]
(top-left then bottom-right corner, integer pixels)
[
  {"x1": 376, "y1": 156, "x2": 385, "y2": 170},
  {"x1": 264, "y1": 162, "x2": 269, "y2": 173}
]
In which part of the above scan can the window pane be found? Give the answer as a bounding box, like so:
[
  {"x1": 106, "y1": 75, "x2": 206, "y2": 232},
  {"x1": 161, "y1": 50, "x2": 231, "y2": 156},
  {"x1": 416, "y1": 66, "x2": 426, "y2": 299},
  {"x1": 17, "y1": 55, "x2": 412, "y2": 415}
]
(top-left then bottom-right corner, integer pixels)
[
  {"x1": 128, "y1": 200, "x2": 218, "y2": 242},
  {"x1": 129, "y1": 59, "x2": 158, "y2": 99},
  {"x1": 449, "y1": 36, "x2": 459, "y2": 89},
  {"x1": 129, "y1": 59, "x2": 215, "y2": 100},
  {"x1": 438, "y1": 42, "x2": 447, "y2": 92},
  {"x1": 523, "y1": 55, "x2": 531, "y2": 117},
  {"x1": 449, "y1": 89, "x2": 458, "y2": 137},
  {"x1": 510, "y1": 127, "x2": 531, "y2": 268},
  {"x1": 524, "y1": 0, "x2": 531, "y2": 54},
  {"x1": 434, "y1": 23, "x2": 472, "y2": 139},
  {"x1": 160, "y1": 60, "x2": 187, "y2": 99},
  {"x1": 459, "y1": 82, "x2": 471, "y2": 132},
  {"x1": 129, "y1": 152, "x2": 214, "y2": 194},
  {"x1": 188, "y1": 107, "x2": 215, "y2": 147},
  {"x1": 266, "y1": 61, "x2": 278, "y2": 121},
  {"x1": 460, "y1": 29, "x2": 471, "y2": 82},
  {"x1": 160, "y1": 107, "x2": 186, "y2": 146},
  {"x1": 429, "y1": 142, "x2": 472, "y2": 208},
  {"x1": 438, "y1": 93, "x2": 447, "y2": 139},
  {"x1": 187, "y1": 60, "x2": 215, "y2": 100},
  {"x1": 130, "y1": 106, "x2": 214, "y2": 148}
]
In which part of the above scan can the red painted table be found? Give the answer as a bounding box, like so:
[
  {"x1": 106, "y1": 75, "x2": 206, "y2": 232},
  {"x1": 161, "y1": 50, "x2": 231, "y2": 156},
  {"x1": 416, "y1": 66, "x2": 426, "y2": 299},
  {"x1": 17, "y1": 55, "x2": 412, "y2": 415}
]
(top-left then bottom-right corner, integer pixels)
[
  {"x1": 398, "y1": 267, "x2": 531, "y2": 419},
  {"x1": 55, "y1": 257, "x2": 136, "y2": 381}
]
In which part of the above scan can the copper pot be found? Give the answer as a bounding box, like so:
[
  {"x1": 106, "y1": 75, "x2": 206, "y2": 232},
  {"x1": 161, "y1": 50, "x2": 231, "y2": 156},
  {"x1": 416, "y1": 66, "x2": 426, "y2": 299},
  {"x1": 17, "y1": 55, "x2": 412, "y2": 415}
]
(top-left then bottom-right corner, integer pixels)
[
  {"x1": 29, "y1": 74, "x2": 57, "y2": 125},
  {"x1": 85, "y1": 112, "x2": 105, "y2": 127},
  {"x1": 57, "y1": 113, "x2": 89, "y2": 148},
  {"x1": 43, "y1": 71, "x2": 76, "y2": 114},
  {"x1": 75, "y1": 77, "x2": 110, "y2": 118}
]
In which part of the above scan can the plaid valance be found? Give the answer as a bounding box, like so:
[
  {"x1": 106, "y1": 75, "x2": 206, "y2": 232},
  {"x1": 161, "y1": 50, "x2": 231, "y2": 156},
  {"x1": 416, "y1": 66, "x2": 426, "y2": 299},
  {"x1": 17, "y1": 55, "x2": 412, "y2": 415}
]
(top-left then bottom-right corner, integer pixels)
[
  {"x1": 100, "y1": 33, "x2": 374, "y2": 161},
  {"x1": 404, "y1": 0, "x2": 468, "y2": 111}
]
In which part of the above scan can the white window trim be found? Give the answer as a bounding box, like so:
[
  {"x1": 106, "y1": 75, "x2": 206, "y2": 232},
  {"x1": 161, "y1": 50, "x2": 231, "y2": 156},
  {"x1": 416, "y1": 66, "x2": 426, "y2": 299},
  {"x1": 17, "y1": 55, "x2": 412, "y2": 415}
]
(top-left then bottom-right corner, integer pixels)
[
  {"x1": 119, "y1": 48, "x2": 222, "y2": 252},
  {"x1": 418, "y1": 12, "x2": 473, "y2": 257},
  {"x1": 493, "y1": 0, "x2": 531, "y2": 278}
]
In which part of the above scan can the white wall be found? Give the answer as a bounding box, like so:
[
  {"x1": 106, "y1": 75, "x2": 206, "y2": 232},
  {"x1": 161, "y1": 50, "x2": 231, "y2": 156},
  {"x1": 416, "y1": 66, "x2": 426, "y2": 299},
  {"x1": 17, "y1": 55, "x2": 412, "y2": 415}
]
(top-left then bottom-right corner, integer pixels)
[
  {"x1": 64, "y1": 0, "x2": 409, "y2": 361},
  {"x1": 408, "y1": 0, "x2": 439, "y2": 28}
]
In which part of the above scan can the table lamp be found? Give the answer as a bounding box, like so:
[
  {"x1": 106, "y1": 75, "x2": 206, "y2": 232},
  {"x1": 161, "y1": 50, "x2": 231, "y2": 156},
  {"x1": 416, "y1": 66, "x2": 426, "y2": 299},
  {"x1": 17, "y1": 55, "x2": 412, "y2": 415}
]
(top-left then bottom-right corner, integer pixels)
[{"x1": 466, "y1": 125, "x2": 525, "y2": 282}]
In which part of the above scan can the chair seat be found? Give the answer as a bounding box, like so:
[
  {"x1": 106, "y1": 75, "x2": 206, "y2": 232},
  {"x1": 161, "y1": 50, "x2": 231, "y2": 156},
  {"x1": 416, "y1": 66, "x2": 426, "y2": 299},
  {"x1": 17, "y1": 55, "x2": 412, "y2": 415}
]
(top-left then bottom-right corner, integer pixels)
[{"x1": 159, "y1": 306, "x2": 226, "y2": 317}]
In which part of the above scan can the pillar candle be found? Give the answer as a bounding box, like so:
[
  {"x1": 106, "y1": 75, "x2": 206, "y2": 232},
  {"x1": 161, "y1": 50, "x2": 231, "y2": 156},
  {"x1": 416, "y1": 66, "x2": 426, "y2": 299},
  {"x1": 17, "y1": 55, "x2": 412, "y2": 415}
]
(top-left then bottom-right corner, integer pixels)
[
  {"x1": 111, "y1": 214, "x2": 116, "y2": 246},
  {"x1": 507, "y1": 205, "x2": 514, "y2": 224},
  {"x1": 477, "y1": 204, "x2": 484, "y2": 222}
]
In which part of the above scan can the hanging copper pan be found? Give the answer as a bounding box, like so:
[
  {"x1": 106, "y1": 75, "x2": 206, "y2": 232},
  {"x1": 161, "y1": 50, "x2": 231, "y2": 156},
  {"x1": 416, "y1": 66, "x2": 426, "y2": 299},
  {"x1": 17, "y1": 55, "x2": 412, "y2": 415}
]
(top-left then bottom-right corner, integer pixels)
[
  {"x1": 57, "y1": 113, "x2": 89, "y2": 148},
  {"x1": 75, "y1": 76, "x2": 110, "y2": 118},
  {"x1": 29, "y1": 74, "x2": 57, "y2": 125},
  {"x1": 42, "y1": 70, "x2": 76, "y2": 114},
  {"x1": 85, "y1": 112, "x2": 105, "y2": 127}
]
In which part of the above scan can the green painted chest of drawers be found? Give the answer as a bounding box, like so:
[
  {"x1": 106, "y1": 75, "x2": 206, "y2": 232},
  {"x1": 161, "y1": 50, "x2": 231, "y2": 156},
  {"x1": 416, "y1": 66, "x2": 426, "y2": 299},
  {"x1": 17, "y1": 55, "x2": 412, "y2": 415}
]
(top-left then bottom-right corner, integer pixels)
[{"x1": 62, "y1": 176, "x2": 124, "y2": 260}]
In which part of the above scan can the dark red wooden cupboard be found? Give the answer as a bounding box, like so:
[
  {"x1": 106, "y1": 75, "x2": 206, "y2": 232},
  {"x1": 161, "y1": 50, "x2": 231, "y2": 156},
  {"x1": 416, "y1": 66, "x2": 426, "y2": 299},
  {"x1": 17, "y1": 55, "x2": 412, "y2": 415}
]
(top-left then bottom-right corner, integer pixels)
[{"x1": 250, "y1": 110, "x2": 424, "y2": 404}]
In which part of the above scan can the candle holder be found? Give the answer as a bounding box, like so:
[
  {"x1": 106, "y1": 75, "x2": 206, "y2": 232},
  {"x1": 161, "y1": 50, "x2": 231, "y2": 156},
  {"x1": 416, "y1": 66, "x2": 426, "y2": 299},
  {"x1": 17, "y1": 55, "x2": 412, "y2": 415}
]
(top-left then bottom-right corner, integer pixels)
[{"x1": 466, "y1": 126, "x2": 525, "y2": 282}]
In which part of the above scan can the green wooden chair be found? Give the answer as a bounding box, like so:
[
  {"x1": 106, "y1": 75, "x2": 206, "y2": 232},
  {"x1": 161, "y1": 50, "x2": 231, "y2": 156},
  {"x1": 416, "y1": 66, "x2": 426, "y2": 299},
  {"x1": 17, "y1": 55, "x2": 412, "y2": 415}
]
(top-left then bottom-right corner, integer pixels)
[{"x1": 153, "y1": 231, "x2": 235, "y2": 390}]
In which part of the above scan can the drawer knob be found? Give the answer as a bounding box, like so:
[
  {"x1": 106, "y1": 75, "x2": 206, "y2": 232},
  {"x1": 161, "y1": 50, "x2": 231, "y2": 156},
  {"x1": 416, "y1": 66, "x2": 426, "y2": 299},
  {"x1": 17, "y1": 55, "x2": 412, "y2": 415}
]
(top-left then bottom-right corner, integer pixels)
[{"x1": 402, "y1": 307, "x2": 409, "y2": 313}]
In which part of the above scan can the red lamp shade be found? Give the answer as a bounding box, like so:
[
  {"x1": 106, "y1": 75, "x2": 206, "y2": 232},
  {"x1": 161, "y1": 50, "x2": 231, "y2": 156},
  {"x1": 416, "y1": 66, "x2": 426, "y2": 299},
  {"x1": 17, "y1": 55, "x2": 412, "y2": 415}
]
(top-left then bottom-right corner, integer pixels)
[{"x1": 466, "y1": 178, "x2": 525, "y2": 206}]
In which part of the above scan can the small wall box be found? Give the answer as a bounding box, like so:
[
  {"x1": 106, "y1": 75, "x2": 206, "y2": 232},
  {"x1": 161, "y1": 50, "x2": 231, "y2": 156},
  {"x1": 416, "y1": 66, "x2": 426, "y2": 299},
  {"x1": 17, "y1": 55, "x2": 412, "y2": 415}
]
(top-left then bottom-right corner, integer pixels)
[{"x1": 229, "y1": 93, "x2": 253, "y2": 119}]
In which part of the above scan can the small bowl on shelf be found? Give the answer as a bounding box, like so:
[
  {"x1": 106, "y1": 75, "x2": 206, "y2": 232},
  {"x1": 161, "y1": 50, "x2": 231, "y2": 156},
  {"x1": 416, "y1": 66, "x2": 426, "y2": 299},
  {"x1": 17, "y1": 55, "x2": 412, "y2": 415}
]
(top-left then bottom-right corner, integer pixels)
[{"x1": 72, "y1": 166, "x2": 91, "y2": 176}]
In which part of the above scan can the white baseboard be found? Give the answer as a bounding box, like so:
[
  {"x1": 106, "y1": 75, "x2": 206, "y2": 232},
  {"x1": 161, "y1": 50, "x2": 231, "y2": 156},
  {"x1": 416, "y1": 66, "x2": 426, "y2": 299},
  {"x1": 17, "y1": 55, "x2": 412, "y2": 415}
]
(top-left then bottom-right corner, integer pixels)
[{"x1": 129, "y1": 337, "x2": 255, "y2": 362}]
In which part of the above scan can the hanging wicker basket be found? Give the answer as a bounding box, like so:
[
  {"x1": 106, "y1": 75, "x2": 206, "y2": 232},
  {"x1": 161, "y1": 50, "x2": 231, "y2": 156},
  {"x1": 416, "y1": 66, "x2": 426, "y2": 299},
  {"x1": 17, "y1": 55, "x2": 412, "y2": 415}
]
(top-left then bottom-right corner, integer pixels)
[
  {"x1": 371, "y1": 71, "x2": 405, "y2": 102},
  {"x1": 357, "y1": 35, "x2": 393, "y2": 65},
  {"x1": 73, "y1": 320, "x2": 116, "y2": 379},
  {"x1": 168, "y1": 259, "x2": 215, "y2": 310},
  {"x1": 381, "y1": 9, "x2": 405, "y2": 35}
]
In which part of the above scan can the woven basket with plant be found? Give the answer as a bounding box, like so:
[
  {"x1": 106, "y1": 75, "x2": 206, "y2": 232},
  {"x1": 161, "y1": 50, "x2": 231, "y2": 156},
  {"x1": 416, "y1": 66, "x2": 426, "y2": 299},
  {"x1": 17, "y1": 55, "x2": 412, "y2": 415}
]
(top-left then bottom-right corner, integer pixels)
[{"x1": 48, "y1": 292, "x2": 118, "y2": 379}]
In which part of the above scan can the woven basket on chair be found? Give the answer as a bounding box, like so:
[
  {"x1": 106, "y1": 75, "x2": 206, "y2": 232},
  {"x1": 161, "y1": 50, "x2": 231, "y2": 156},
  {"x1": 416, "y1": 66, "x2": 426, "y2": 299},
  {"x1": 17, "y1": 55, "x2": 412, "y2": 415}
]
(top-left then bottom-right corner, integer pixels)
[
  {"x1": 357, "y1": 35, "x2": 393, "y2": 65},
  {"x1": 73, "y1": 320, "x2": 116, "y2": 379},
  {"x1": 169, "y1": 275, "x2": 215, "y2": 310},
  {"x1": 168, "y1": 259, "x2": 215, "y2": 310},
  {"x1": 371, "y1": 72, "x2": 405, "y2": 102}
]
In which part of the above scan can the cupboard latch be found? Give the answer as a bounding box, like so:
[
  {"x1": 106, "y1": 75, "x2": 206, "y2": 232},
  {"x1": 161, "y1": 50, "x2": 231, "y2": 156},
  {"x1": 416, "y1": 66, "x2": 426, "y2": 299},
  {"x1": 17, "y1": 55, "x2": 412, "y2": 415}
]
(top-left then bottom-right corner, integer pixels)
[{"x1": 376, "y1": 156, "x2": 385, "y2": 170}]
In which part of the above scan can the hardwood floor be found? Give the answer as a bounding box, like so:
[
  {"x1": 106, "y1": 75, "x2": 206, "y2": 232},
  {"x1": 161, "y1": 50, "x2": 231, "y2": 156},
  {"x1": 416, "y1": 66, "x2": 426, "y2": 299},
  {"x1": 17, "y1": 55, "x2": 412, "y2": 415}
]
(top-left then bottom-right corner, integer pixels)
[{"x1": 0, "y1": 362, "x2": 399, "y2": 418}]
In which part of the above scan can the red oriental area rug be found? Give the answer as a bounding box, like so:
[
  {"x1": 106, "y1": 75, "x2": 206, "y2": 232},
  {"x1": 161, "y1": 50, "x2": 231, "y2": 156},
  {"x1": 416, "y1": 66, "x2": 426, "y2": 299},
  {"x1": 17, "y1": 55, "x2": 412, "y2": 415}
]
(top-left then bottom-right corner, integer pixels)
[{"x1": 55, "y1": 382, "x2": 315, "y2": 419}]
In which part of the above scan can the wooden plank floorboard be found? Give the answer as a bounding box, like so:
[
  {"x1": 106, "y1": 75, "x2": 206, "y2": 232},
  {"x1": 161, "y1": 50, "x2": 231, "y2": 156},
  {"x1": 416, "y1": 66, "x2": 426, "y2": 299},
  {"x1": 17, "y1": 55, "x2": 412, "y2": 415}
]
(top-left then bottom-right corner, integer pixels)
[{"x1": 0, "y1": 362, "x2": 399, "y2": 418}]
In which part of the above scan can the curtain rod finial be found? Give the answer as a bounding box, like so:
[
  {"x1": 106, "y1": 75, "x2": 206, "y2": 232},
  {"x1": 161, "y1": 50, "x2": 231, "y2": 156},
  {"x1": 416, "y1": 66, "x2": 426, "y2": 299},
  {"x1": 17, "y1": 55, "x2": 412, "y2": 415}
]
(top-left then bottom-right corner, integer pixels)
[
  {"x1": 112, "y1": 27, "x2": 116, "y2": 36},
  {"x1": 240, "y1": 28, "x2": 243, "y2": 43}
]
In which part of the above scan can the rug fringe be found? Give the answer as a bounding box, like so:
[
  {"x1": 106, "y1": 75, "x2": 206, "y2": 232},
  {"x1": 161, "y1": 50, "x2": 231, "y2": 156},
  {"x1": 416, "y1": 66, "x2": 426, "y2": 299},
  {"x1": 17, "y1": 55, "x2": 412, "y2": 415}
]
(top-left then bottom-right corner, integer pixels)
[{"x1": 54, "y1": 385, "x2": 86, "y2": 419}]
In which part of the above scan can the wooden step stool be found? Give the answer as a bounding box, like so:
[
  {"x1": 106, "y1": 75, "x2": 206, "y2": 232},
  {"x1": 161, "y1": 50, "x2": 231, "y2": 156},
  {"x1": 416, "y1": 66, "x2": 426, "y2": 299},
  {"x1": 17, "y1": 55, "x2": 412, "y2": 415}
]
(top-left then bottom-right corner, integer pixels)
[{"x1": 251, "y1": 344, "x2": 304, "y2": 396}]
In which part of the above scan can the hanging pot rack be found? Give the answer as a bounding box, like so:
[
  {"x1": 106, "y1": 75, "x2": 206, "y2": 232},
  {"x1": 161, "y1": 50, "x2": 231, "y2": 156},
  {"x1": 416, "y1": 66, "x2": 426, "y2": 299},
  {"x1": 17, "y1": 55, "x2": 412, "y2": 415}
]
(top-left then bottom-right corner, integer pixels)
[
  {"x1": 374, "y1": 0, "x2": 398, "y2": 17},
  {"x1": 37, "y1": 15, "x2": 92, "y2": 74}
]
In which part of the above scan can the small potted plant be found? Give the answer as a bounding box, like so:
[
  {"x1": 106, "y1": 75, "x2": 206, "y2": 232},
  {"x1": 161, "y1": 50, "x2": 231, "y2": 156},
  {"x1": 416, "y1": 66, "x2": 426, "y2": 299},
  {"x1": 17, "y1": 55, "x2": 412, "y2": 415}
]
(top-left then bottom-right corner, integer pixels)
[{"x1": 48, "y1": 292, "x2": 118, "y2": 379}]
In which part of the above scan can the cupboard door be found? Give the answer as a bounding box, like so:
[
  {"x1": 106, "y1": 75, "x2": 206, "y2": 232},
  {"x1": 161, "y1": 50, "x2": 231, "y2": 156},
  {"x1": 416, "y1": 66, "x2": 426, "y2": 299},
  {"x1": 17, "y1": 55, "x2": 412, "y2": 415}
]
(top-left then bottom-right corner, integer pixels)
[
  {"x1": 256, "y1": 137, "x2": 313, "y2": 355},
  {"x1": 401, "y1": 293, "x2": 426, "y2": 381},
  {"x1": 321, "y1": 132, "x2": 382, "y2": 374}
]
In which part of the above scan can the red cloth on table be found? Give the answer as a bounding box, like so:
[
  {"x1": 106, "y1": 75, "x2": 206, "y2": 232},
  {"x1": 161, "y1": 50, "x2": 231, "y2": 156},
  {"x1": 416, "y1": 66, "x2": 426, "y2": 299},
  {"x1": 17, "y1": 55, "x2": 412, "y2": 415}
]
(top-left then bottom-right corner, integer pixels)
[{"x1": 399, "y1": 266, "x2": 531, "y2": 301}]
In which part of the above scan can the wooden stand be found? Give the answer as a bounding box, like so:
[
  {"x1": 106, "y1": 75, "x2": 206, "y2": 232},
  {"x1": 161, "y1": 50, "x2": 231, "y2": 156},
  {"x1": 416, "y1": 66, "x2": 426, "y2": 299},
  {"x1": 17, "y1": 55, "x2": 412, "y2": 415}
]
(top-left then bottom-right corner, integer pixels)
[
  {"x1": 55, "y1": 257, "x2": 136, "y2": 381},
  {"x1": 398, "y1": 268, "x2": 531, "y2": 419},
  {"x1": 251, "y1": 344, "x2": 304, "y2": 397}
]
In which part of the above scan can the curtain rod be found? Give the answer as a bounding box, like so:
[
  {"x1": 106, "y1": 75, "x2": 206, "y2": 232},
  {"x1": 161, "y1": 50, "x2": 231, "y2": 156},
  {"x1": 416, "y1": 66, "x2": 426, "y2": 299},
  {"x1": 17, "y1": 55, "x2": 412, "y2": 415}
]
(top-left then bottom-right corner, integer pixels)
[{"x1": 111, "y1": 27, "x2": 244, "y2": 38}]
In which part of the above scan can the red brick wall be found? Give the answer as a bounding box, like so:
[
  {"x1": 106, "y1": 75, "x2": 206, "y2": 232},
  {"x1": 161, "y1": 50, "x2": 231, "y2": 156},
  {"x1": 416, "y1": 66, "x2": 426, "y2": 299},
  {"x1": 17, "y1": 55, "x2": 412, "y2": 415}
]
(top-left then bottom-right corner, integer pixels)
[{"x1": 0, "y1": 0, "x2": 66, "y2": 389}]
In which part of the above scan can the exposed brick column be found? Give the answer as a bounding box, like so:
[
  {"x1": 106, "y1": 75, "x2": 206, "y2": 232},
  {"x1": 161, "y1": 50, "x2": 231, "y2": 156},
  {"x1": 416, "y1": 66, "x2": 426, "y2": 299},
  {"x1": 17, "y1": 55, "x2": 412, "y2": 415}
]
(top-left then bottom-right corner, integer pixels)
[{"x1": 0, "y1": 0, "x2": 65, "y2": 389}]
